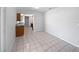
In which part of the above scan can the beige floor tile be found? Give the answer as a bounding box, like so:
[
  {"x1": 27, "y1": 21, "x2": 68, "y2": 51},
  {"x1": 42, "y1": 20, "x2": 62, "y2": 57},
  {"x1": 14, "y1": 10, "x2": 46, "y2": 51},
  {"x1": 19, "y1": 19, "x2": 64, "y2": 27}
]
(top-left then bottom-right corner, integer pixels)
[
  {"x1": 16, "y1": 27, "x2": 79, "y2": 52},
  {"x1": 72, "y1": 47, "x2": 79, "y2": 52},
  {"x1": 59, "y1": 45, "x2": 75, "y2": 52}
]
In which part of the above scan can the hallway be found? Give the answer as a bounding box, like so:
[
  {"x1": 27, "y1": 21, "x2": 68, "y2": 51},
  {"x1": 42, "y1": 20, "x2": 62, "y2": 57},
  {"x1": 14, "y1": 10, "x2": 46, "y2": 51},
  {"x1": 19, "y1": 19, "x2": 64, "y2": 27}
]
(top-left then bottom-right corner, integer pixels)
[{"x1": 15, "y1": 27, "x2": 79, "y2": 52}]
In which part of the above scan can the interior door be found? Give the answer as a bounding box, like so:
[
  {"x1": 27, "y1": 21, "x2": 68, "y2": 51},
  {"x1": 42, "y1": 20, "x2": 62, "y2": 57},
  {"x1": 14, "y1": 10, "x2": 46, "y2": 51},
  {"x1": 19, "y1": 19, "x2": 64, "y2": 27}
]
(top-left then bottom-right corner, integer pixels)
[{"x1": 25, "y1": 16, "x2": 29, "y2": 27}]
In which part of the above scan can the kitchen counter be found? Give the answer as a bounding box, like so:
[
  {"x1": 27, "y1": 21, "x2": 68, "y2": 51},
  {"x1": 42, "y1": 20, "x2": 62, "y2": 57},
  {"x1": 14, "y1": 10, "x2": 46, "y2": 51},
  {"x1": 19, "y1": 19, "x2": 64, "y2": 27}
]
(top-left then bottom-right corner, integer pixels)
[{"x1": 16, "y1": 23, "x2": 24, "y2": 26}]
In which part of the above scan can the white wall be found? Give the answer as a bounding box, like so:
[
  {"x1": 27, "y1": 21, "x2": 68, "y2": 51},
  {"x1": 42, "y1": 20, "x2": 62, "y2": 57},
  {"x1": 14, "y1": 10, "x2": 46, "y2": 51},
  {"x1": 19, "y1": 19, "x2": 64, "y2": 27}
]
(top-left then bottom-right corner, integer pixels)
[
  {"x1": 0, "y1": 7, "x2": 1, "y2": 51},
  {"x1": 0, "y1": 7, "x2": 6, "y2": 52},
  {"x1": 17, "y1": 10, "x2": 44, "y2": 32},
  {"x1": 45, "y1": 7, "x2": 79, "y2": 48},
  {"x1": 5, "y1": 7, "x2": 16, "y2": 51}
]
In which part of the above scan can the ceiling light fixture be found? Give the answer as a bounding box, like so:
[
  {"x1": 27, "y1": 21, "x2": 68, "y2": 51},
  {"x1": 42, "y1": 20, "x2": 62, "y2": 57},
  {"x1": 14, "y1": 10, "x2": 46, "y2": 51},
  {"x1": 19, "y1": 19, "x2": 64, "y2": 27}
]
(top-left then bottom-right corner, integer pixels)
[{"x1": 34, "y1": 7, "x2": 39, "y2": 9}]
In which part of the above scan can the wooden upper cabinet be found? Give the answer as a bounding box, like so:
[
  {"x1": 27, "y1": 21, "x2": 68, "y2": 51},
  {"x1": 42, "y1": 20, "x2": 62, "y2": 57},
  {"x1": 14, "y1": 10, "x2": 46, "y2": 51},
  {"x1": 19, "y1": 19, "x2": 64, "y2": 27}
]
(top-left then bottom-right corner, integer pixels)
[{"x1": 17, "y1": 13, "x2": 21, "y2": 21}]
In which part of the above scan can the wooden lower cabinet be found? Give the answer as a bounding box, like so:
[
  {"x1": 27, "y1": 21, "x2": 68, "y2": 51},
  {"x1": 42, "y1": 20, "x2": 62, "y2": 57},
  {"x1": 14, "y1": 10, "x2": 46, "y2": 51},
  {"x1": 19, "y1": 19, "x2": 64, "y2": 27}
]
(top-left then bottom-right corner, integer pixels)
[{"x1": 16, "y1": 26, "x2": 24, "y2": 37}]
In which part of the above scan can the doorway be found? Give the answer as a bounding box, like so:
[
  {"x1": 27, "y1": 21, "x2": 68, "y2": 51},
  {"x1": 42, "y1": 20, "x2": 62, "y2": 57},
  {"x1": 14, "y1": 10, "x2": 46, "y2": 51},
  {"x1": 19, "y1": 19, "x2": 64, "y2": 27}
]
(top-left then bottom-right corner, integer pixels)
[
  {"x1": 23, "y1": 14, "x2": 35, "y2": 31},
  {"x1": 25, "y1": 16, "x2": 29, "y2": 27}
]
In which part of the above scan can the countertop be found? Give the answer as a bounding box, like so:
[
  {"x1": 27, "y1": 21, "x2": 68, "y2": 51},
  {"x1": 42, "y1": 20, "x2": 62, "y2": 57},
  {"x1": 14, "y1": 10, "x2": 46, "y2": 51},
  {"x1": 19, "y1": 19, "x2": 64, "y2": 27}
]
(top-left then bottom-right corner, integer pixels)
[{"x1": 16, "y1": 23, "x2": 24, "y2": 26}]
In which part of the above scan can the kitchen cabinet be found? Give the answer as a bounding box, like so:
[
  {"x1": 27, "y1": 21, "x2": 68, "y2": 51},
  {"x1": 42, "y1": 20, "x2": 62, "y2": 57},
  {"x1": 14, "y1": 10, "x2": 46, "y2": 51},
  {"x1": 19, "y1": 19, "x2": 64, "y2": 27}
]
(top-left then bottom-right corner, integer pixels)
[
  {"x1": 17, "y1": 13, "x2": 21, "y2": 21},
  {"x1": 16, "y1": 26, "x2": 24, "y2": 37}
]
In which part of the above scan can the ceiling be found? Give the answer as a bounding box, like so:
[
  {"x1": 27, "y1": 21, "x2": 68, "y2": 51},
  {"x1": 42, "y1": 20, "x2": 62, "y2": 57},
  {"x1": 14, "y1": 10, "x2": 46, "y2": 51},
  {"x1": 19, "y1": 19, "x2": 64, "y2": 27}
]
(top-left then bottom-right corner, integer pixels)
[{"x1": 16, "y1": 7, "x2": 56, "y2": 13}]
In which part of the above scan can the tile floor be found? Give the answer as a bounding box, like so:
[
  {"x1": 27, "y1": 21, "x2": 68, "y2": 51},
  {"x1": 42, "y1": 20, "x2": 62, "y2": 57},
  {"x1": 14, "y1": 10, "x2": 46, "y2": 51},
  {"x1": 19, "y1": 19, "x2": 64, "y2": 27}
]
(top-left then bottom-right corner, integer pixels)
[{"x1": 15, "y1": 27, "x2": 79, "y2": 52}]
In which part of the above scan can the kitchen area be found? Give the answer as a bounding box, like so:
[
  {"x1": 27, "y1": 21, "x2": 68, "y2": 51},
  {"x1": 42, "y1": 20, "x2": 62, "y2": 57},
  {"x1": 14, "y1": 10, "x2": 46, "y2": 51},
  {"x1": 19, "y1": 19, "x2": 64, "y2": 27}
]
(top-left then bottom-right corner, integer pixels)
[
  {"x1": 16, "y1": 12, "x2": 34, "y2": 37},
  {"x1": 16, "y1": 13, "x2": 24, "y2": 37}
]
